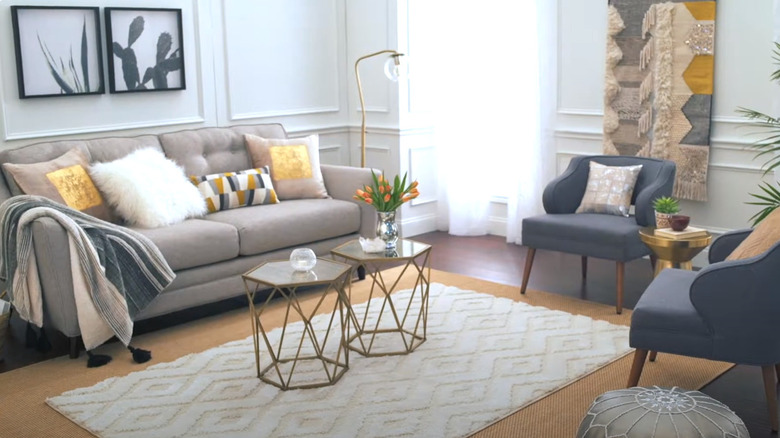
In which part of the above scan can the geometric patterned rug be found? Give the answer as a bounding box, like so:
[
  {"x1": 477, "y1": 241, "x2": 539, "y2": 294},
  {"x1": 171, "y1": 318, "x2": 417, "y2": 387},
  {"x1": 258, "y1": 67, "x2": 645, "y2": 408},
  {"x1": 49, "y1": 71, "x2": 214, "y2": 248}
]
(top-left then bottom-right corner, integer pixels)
[{"x1": 47, "y1": 283, "x2": 632, "y2": 438}]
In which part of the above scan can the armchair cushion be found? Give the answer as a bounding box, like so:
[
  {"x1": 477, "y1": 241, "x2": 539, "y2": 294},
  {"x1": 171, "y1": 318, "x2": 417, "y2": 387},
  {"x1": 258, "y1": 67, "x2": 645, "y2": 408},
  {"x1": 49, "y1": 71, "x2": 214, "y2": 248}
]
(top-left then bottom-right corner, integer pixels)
[
  {"x1": 575, "y1": 162, "x2": 642, "y2": 217},
  {"x1": 630, "y1": 269, "x2": 711, "y2": 358},
  {"x1": 522, "y1": 213, "x2": 649, "y2": 261},
  {"x1": 726, "y1": 208, "x2": 780, "y2": 261}
]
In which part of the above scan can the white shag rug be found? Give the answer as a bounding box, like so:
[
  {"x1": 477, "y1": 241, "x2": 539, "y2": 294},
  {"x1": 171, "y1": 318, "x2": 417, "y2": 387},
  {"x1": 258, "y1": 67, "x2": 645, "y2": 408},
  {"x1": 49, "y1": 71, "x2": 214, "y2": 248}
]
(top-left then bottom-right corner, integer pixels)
[{"x1": 47, "y1": 283, "x2": 631, "y2": 438}]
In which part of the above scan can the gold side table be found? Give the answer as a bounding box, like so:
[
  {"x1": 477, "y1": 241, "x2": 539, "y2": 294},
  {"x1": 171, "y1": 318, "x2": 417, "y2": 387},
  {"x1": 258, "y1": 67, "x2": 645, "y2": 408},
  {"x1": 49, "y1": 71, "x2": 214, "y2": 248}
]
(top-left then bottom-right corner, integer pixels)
[
  {"x1": 242, "y1": 258, "x2": 352, "y2": 390},
  {"x1": 638, "y1": 227, "x2": 712, "y2": 277},
  {"x1": 331, "y1": 239, "x2": 431, "y2": 357}
]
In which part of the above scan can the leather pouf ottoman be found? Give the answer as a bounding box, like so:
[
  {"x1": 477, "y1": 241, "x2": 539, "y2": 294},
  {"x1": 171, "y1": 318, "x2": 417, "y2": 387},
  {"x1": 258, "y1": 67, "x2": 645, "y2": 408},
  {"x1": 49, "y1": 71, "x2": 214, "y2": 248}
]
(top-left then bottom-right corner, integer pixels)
[{"x1": 577, "y1": 386, "x2": 749, "y2": 438}]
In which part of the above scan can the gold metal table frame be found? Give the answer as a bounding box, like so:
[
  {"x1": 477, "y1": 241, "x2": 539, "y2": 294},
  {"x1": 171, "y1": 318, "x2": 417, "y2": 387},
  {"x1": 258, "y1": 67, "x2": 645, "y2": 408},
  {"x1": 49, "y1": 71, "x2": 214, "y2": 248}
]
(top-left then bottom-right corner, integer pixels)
[
  {"x1": 638, "y1": 227, "x2": 712, "y2": 277},
  {"x1": 242, "y1": 259, "x2": 352, "y2": 390},
  {"x1": 331, "y1": 239, "x2": 432, "y2": 357}
]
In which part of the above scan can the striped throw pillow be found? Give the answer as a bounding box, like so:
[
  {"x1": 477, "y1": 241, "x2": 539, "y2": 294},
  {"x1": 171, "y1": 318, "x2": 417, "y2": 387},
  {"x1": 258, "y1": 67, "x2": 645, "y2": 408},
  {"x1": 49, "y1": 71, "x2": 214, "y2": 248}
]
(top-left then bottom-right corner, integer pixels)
[{"x1": 190, "y1": 167, "x2": 279, "y2": 213}]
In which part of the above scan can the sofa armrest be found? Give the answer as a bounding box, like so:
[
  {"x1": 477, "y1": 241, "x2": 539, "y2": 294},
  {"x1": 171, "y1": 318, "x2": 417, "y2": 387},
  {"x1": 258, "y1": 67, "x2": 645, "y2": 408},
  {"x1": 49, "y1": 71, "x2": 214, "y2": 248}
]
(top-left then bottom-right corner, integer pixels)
[
  {"x1": 708, "y1": 228, "x2": 752, "y2": 263},
  {"x1": 321, "y1": 164, "x2": 377, "y2": 237},
  {"x1": 29, "y1": 217, "x2": 80, "y2": 337}
]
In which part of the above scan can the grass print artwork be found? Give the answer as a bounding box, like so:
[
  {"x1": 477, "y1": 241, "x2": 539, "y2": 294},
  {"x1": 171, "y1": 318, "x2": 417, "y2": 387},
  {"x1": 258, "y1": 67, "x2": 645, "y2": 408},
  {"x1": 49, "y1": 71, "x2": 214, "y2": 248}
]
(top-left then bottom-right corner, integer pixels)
[
  {"x1": 105, "y1": 8, "x2": 185, "y2": 93},
  {"x1": 10, "y1": 6, "x2": 105, "y2": 98}
]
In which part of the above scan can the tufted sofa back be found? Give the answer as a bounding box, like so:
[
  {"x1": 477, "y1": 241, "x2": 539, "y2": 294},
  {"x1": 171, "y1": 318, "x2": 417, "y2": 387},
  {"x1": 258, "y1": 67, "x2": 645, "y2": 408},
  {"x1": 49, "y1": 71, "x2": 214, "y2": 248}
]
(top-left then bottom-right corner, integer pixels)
[{"x1": 0, "y1": 124, "x2": 288, "y2": 204}]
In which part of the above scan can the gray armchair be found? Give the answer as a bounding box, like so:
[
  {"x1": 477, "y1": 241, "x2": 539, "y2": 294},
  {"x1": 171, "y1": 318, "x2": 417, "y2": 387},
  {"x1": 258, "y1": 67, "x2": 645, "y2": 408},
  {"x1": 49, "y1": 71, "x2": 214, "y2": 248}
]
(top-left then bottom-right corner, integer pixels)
[
  {"x1": 521, "y1": 155, "x2": 676, "y2": 313},
  {"x1": 627, "y1": 228, "x2": 780, "y2": 432}
]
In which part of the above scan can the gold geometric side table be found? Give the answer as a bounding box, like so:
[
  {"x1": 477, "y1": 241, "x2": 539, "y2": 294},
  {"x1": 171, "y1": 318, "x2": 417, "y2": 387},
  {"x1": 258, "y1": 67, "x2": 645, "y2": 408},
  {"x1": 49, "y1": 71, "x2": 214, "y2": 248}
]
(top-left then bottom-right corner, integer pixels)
[
  {"x1": 638, "y1": 227, "x2": 712, "y2": 277},
  {"x1": 242, "y1": 258, "x2": 352, "y2": 390},
  {"x1": 331, "y1": 238, "x2": 431, "y2": 357}
]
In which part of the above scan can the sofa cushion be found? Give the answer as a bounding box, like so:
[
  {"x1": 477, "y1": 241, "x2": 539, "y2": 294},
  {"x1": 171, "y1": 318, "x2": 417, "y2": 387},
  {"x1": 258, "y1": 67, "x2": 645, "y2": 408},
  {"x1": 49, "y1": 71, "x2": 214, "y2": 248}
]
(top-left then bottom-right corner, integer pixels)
[
  {"x1": 244, "y1": 134, "x2": 329, "y2": 200},
  {"x1": 158, "y1": 125, "x2": 287, "y2": 176},
  {"x1": 204, "y1": 199, "x2": 360, "y2": 256},
  {"x1": 190, "y1": 167, "x2": 279, "y2": 213},
  {"x1": 2, "y1": 149, "x2": 115, "y2": 222},
  {"x1": 130, "y1": 219, "x2": 240, "y2": 271},
  {"x1": 90, "y1": 148, "x2": 207, "y2": 228}
]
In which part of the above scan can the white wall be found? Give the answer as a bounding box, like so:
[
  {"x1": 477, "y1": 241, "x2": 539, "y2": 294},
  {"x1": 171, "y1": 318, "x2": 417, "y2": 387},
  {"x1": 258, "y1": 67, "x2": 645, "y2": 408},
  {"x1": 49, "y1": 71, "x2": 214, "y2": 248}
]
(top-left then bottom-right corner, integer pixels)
[{"x1": 0, "y1": 1, "x2": 771, "y2": 242}]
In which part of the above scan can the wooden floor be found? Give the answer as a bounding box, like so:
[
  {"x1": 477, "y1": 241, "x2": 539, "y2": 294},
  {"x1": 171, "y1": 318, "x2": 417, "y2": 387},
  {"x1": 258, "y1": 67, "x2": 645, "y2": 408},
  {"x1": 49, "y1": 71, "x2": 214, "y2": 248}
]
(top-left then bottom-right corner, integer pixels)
[{"x1": 0, "y1": 231, "x2": 774, "y2": 436}]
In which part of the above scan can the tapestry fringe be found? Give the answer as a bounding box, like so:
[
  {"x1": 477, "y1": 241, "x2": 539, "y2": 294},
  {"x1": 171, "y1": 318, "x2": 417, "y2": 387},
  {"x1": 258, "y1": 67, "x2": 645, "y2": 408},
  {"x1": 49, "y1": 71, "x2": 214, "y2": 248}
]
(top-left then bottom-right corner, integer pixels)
[
  {"x1": 603, "y1": 5, "x2": 625, "y2": 145},
  {"x1": 639, "y1": 71, "x2": 654, "y2": 103},
  {"x1": 642, "y1": 5, "x2": 657, "y2": 39},
  {"x1": 638, "y1": 108, "x2": 653, "y2": 137},
  {"x1": 639, "y1": 37, "x2": 654, "y2": 71},
  {"x1": 649, "y1": 3, "x2": 675, "y2": 161},
  {"x1": 674, "y1": 180, "x2": 708, "y2": 202}
]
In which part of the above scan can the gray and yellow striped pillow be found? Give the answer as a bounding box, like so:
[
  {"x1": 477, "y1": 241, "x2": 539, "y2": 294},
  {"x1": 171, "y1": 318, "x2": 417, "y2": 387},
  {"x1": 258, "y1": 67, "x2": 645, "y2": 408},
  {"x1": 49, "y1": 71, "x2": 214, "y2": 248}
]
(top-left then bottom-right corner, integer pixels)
[{"x1": 190, "y1": 167, "x2": 279, "y2": 213}]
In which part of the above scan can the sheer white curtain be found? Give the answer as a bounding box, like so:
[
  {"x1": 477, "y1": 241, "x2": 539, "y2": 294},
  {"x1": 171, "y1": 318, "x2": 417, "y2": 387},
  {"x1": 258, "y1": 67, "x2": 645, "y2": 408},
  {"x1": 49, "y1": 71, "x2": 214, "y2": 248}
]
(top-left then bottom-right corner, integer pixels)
[{"x1": 432, "y1": 1, "x2": 556, "y2": 240}]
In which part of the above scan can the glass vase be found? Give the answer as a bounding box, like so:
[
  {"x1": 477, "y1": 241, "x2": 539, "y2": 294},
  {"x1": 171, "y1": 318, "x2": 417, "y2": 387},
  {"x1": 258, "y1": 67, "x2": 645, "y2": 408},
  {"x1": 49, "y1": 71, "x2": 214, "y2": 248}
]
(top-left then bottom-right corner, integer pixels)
[{"x1": 376, "y1": 211, "x2": 399, "y2": 250}]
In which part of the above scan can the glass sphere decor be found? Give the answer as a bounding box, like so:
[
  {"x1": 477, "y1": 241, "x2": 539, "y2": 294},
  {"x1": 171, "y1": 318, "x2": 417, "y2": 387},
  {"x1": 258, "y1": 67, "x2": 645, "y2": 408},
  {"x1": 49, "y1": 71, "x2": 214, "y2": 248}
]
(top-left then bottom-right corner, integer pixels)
[{"x1": 290, "y1": 248, "x2": 317, "y2": 271}]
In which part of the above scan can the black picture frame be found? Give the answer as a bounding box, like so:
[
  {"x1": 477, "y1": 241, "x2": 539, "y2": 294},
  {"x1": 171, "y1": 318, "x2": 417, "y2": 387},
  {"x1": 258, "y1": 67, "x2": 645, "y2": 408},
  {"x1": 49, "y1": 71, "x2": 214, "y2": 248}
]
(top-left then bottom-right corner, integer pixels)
[
  {"x1": 105, "y1": 7, "x2": 186, "y2": 93},
  {"x1": 10, "y1": 6, "x2": 105, "y2": 99}
]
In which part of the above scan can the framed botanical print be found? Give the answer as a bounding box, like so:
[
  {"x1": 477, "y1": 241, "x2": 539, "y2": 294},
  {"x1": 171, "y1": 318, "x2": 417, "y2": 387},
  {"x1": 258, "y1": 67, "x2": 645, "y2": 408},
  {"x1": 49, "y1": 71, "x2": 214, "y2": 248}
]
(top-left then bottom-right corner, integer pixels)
[
  {"x1": 105, "y1": 7, "x2": 186, "y2": 93},
  {"x1": 10, "y1": 6, "x2": 105, "y2": 98}
]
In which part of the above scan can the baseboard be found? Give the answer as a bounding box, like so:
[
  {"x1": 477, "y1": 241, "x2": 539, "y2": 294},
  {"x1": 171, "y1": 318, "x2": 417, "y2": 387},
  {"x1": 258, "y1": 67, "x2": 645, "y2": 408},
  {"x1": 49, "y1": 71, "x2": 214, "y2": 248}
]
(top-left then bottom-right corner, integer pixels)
[{"x1": 399, "y1": 213, "x2": 438, "y2": 238}]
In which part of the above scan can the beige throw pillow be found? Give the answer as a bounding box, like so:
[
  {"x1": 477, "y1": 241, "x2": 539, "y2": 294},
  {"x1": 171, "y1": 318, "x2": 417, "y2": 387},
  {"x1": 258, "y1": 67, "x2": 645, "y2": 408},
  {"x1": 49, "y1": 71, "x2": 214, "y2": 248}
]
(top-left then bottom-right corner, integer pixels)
[
  {"x1": 2, "y1": 148, "x2": 115, "y2": 222},
  {"x1": 726, "y1": 207, "x2": 780, "y2": 260},
  {"x1": 575, "y1": 162, "x2": 642, "y2": 217},
  {"x1": 244, "y1": 134, "x2": 329, "y2": 200}
]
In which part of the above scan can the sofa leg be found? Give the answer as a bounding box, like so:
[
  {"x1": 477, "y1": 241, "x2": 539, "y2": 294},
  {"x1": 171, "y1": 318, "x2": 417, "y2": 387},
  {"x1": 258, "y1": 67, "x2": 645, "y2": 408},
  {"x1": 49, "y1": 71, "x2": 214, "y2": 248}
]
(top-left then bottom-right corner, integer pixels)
[
  {"x1": 69, "y1": 336, "x2": 81, "y2": 359},
  {"x1": 616, "y1": 261, "x2": 625, "y2": 314},
  {"x1": 775, "y1": 363, "x2": 780, "y2": 383},
  {"x1": 581, "y1": 256, "x2": 587, "y2": 280},
  {"x1": 520, "y1": 248, "x2": 536, "y2": 294},
  {"x1": 762, "y1": 365, "x2": 780, "y2": 432},
  {"x1": 356, "y1": 265, "x2": 366, "y2": 281},
  {"x1": 627, "y1": 349, "x2": 648, "y2": 387},
  {"x1": 649, "y1": 351, "x2": 658, "y2": 362}
]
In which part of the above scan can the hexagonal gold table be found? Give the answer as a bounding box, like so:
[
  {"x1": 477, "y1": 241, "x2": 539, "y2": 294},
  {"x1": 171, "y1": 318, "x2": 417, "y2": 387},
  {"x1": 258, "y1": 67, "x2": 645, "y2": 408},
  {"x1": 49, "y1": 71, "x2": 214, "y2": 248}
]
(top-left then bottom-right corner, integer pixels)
[
  {"x1": 639, "y1": 227, "x2": 712, "y2": 277},
  {"x1": 242, "y1": 258, "x2": 352, "y2": 390},
  {"x1": 331, "y1": 239, "x2": 431, "y2": 357}
]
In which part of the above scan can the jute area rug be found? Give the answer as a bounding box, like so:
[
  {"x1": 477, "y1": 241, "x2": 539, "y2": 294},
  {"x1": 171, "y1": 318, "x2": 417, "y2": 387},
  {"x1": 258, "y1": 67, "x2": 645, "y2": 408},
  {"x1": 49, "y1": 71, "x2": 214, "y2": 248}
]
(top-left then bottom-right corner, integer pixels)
[{"x1": 0, "y1": 268, "x2": 732, "y2": 438}]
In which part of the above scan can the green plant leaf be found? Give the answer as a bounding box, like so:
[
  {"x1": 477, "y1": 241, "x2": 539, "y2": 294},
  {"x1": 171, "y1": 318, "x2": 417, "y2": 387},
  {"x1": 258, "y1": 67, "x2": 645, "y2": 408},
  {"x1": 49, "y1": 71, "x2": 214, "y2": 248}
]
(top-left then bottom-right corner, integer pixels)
[{"x1": 37, "y1": 35, "x2": 74, "y2": 94}]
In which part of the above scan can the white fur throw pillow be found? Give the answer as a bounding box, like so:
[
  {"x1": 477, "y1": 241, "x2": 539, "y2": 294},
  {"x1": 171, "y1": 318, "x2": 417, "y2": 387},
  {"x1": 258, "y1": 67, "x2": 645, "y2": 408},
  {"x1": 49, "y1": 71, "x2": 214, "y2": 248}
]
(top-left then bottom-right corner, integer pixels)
[{"x1": 90, "y1": 148, "x2": 206, "y2": 228}]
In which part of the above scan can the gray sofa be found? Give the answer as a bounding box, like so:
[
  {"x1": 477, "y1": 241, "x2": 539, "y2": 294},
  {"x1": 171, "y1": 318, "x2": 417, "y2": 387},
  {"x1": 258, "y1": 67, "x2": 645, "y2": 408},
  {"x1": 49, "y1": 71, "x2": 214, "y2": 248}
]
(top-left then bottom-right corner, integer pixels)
[{"x1": 0, "y1": 123, "x2": 376, "y2": 356}]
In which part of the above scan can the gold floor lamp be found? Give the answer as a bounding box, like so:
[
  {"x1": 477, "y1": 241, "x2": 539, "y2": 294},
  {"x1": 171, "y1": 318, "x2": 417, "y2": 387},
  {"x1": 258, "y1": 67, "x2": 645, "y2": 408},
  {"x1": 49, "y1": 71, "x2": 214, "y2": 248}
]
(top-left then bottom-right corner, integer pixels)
[{"x1": 354, "y1": 50, "x2": 404, "y2": 168}]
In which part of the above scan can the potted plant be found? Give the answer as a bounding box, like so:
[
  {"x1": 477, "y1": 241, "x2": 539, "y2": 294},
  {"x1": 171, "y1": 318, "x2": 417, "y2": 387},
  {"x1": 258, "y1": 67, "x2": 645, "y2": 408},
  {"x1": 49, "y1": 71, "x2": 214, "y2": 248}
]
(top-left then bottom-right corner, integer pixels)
[
  {"x1": 653, "y1": 196, "x2": 680, "y2": 228},
  {"x1": 736, "y1": 42, "x2": 780, "y2": 225}
]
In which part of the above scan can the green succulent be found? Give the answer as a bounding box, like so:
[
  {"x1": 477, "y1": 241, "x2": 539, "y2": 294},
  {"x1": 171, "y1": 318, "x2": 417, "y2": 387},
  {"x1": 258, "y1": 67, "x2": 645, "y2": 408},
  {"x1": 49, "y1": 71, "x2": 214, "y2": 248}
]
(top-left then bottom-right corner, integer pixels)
[{"x1": 653, "y1": 196, "x2": 680, "y2": 214}]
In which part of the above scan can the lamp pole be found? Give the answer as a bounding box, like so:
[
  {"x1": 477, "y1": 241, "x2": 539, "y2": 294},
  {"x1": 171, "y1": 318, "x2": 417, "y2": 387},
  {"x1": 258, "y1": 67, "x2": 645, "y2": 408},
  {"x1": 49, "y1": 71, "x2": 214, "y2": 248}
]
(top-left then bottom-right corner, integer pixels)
[{"x1": 355, "y1": 50, "x2": 404, "y2": 168}]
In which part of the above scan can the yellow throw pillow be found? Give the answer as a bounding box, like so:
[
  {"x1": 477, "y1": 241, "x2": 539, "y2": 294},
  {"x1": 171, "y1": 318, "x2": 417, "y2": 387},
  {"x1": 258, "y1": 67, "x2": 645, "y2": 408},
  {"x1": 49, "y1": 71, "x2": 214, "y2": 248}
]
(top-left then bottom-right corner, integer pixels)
[
  {"x1": 726, "y1": 208, "x2": 780, "y2": 260},
  {"x1": 190, "y1": 167, "x2": 279, "y2": 213},
  {"x1": 2, "y1": 148, "x2": 115, "y2": 222},
  {"x1": 575, "y1": 162, "x2": 642, "y2": 217},
  {"x1": 244, "y1": 134, "x2": 329, "y2": 200}
]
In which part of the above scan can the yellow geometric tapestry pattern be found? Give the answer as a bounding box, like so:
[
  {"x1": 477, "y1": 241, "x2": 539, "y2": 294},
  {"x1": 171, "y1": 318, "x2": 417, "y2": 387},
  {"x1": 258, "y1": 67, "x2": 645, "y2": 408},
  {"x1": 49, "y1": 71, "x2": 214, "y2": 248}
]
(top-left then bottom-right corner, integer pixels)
[{"x1": 683, "y1": 55, "x2": 714, "y2": 95}]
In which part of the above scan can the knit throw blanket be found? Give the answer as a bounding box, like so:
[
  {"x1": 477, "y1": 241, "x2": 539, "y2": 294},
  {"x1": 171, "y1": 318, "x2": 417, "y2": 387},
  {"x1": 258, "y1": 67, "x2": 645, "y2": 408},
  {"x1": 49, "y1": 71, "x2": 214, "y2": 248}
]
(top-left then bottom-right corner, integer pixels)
[{"x1": 0, "y1": 196, "x2": 175, "y2": 350}]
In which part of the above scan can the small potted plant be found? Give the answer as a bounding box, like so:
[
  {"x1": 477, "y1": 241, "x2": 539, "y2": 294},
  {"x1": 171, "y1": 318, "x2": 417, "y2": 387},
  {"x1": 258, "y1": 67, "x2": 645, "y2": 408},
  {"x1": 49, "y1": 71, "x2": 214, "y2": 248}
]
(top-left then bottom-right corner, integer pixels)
[{"x1": 653, "y1": 196, "x2": 680, "y2": 228}]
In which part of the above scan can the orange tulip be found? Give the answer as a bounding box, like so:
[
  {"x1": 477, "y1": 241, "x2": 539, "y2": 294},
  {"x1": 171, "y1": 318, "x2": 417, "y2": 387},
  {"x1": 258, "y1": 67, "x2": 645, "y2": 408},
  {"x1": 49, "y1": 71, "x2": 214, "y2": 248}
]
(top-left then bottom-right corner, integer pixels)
[
  {"x1": 364, "y1": 198, "x2": 373, "y2": 204},
  {"x1": 379, "y1": 185, "x2": 386, "y2": 194},
  {"x1": 410, "y1": 181, "x2": 419, "y2": 189},
  {"x1": 401, "y1": 195, "x2": 412, "y2": 202},
  {"x1": 384, "y1": 193, "x2": 391, "y2": 202},
  {"x1": 356, "y1": 189, "x2": 366, "y2": 197}
]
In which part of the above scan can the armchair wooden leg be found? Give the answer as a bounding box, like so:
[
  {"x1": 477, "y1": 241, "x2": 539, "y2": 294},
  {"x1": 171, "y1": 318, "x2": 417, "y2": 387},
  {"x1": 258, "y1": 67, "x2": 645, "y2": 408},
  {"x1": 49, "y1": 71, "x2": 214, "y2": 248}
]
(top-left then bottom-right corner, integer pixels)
[
  {"x1": 762, "y1": 365, "x2": 779, "y2": 432},
  {"x1": 776, "y1": 363, "x2": 780, "y2": 382},
  {"x1": 616, "y1": 261, "x2": 625, "y2": 314},
  {"x1": 520, "y1": 248, "x2": 536, "y2": 294},
  {"x1": 627, "y1": 349, "x2": 648, "y2": 387},
  {"x1": 581, "y1": 256, "x2": 587, "y2": 280}
]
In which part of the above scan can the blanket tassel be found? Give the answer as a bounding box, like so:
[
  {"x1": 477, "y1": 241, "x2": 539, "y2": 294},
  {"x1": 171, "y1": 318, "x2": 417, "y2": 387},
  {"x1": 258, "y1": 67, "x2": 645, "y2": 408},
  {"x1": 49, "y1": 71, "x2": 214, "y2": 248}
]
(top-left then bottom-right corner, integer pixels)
[
  {"x1": 128, "y1": 345, "x2": 152, "y2": 364},
  {"x1": 86, "y1": 351, "x2": 112, "y2": 368}
]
